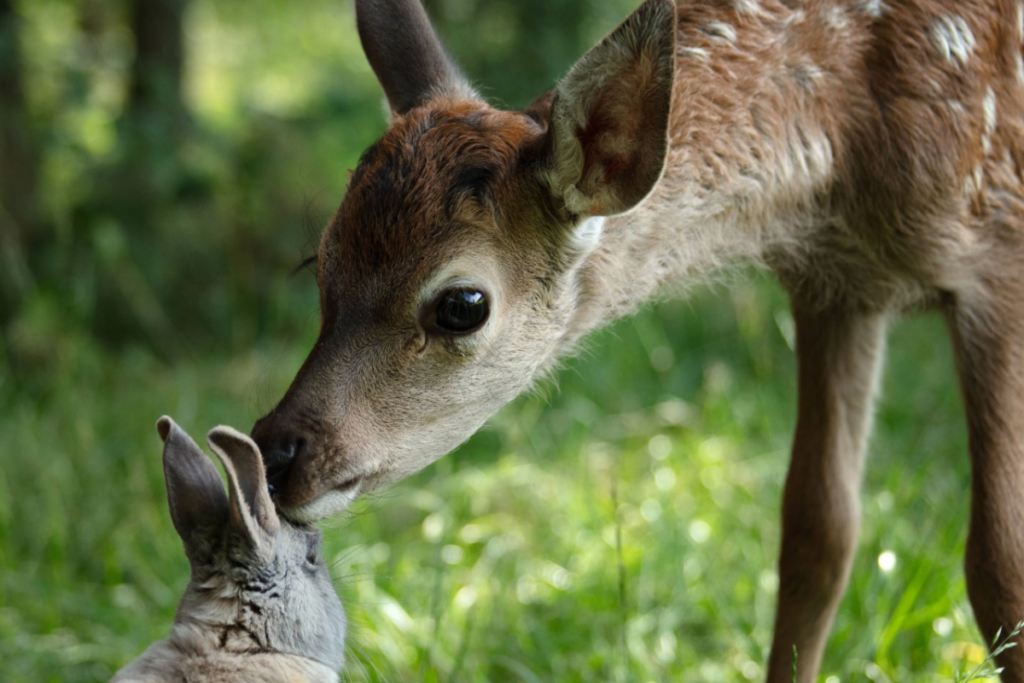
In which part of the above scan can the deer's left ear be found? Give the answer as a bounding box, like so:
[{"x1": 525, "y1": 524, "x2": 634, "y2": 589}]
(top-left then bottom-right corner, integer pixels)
[{"x1": 540, "y1": 0, "x2": 675, "y2": 218}]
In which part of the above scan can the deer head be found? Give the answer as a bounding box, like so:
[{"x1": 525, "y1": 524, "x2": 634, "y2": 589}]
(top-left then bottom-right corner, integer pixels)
[{"x1": 251, "y1": 0, "x2": 676, "y2": 522}]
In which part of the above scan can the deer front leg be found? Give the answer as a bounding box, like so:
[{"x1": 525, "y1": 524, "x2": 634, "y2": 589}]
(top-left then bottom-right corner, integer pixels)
[
  {"x1": 946, "y1": 282, "x2": 1024, "y2": 683},
  {"x1": 765, "y1": 302, "x2": 887, "y2": 683}
]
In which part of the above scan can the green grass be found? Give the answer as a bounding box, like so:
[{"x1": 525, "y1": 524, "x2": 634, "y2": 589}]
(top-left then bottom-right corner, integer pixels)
[{"x1": 0, "y1": 274, "x2": 994, "y2": 682}]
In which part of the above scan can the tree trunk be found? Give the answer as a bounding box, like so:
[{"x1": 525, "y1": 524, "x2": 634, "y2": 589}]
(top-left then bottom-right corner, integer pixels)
[
  {"x1": 127, "y1": 0, "x2": 186, "y2": 118},
  {"x1": 0, "y1": 0, "x2": 39, "y2": 248}
]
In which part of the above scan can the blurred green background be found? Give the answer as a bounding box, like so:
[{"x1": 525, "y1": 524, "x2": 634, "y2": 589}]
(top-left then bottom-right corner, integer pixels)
[{"x1": 0, "y1": 0, "x2": 994, "y2": 681}]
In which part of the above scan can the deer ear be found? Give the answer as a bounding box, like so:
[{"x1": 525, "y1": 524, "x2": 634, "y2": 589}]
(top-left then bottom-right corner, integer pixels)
[
  {"x1": 541, "y1": 0, "x2": 675, "y2": 218},
  {"x1": 157, "y1": 416, "x2": 229, "y2": 562},
  {"x1": 207, "y1": 426, "x2": 280, "y2": 557},
  {"x1": 356, "y1": 0, "x2": 477, "y2": 114}
]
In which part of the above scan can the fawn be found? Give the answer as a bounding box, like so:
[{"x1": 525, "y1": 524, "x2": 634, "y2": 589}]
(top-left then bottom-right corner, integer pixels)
[
  {"x1": 250, "y1": 0, "x2": 1024, "y2": 679},
  {"x1": 112, "y1": 418, "x2": 345, "y2": 682}
]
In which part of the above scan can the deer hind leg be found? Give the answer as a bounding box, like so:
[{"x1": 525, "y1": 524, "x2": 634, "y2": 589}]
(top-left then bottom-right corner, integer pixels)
[
  {"x1": 946, "y1": 272, "x2": 1024, "y2": 682},
  {"x1": 765, "y1": 302, "x2": 888, "y2": 683}
]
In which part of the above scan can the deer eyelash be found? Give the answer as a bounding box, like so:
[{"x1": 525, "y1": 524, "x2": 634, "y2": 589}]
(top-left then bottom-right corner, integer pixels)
[{"x1": 293, "y1": 254, "x2": 318, "y2": 277}]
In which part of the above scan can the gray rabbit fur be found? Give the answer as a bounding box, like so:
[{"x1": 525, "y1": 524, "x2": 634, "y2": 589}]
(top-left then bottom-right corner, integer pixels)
[{"x1": 111, "y1": 417, "x2": 346, "y2": 682}]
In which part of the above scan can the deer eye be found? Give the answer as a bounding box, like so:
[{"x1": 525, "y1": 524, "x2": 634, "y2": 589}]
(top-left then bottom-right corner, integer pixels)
[{"x1": 436, "y1": 289, "x2": 489, "y2": 333}]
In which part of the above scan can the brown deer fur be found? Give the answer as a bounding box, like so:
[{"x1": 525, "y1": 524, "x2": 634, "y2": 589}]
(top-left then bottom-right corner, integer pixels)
[{"x1": 251, "y1": 0, "x2": 1024, "y2": 680}]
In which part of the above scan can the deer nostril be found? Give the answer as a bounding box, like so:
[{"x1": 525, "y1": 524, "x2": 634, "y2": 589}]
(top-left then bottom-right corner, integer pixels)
[{"x1": 262, "y1": 435, "x2": 307, "y2": 495}]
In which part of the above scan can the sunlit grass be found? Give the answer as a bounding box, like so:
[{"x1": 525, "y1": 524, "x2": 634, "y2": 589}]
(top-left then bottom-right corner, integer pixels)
[{"x1": 0, "y1": 274, "x2": 996, "y2": 682}]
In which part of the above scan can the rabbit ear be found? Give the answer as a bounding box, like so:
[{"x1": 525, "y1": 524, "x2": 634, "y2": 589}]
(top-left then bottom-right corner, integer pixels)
[
  {"x1": 207, "y1": 425, "x2": 280, "y2": 556},
  {"x1": 157, "y1": 416, "x2": 229, "y2": 561}
]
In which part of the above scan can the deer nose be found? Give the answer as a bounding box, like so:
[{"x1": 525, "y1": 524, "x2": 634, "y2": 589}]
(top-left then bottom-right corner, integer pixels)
[{"x1": 253, "y1": 431, "x2": 308, "y2": 495}]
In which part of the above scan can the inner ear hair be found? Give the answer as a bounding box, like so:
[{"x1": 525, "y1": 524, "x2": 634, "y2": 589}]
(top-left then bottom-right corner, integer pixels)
[
  {"x1": 544, "y1": 0, "x2": 676, "y2": 218},
  {"x1": 207, "y1": 426, "x2": 280, "y2": 550}
]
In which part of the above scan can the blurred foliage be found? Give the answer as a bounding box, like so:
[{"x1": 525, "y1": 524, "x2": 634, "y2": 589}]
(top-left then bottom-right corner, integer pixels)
[
  {"x1": 3, "y1": 0, "x2": 363, "y2": 376},
  {"x1": 0, "y1": 0, "x2": 639, "y2": 388},
  {"x1": 0, "y1": 0, "x2": 990, "y2": 681}
]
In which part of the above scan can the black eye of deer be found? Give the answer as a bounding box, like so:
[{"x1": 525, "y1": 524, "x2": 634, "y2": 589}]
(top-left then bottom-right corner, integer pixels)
[{"x1": 436, "y1": 289, "x2": 489, "y2": 333}]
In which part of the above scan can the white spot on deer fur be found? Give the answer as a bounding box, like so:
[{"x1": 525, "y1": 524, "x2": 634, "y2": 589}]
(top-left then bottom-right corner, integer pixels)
[
  {"x1": 782, "y1": 9, "x2": 807, "y2": 28},
  {"x1": 931, "y1": 16, "x2": 976, "y2": 66},
  {"x1": 704, "y1": 20, "x2": 737, "y2": 44},
  {"x1": 678, "y1": 46, "x2": 710, "y2": 62},
  {"x1": 859, "y1": 0, "x2": 888, "y2": 18},
  {"x1": 963, "y1": 164, "x2": 983, "y2": 197},
  {"x1": 792, "y1": 62, "x2": 823, "y2": 92},
  {"x1": 983, "y1": 87, "x2": 997, "y2": 131},
  {"x1": 803, "y1": 132, "x2": 833, "y2": 176},
  {"x1": 777, "y1": 125, "x2": 833, "y2": 188},
  {"x1": 1016, "y1": 53, "x2": 1024, "y2": 85},
  {"x1": 982, "y1": 86, "x2": 997, "y2": 155},
  {"x1": 571, "y1": 216, "x2": 605, "y2": 254},
  {"x1": 824, "y1": 5, "x2": 849, "y2": 31},
  {"x1": 735, "y1": 0, "x2": 760, "y2": 15},
  {"x1": 1017, "y1": 3, "x2": 1024, "y2": 43}
]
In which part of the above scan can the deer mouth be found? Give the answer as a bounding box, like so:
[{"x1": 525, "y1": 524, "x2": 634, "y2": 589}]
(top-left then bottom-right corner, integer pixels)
[{"x1": 277, "y1": 476, "x2": 365, "y2": 524}]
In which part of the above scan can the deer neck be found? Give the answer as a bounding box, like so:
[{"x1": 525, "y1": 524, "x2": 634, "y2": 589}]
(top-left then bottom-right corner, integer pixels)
[{"x1": 561, "y1": 0, "x2": 859, "y2": 351}]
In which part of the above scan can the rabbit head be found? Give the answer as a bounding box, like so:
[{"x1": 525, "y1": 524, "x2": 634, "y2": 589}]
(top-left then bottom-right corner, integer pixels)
[{"x1": 156, "y1": 416, "x2": 346, "y2": 671}]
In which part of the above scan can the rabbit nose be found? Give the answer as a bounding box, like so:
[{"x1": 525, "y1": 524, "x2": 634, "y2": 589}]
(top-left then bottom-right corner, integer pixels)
[{"x1": 255, "y1": 432, "x2": 307, "y2": 495}]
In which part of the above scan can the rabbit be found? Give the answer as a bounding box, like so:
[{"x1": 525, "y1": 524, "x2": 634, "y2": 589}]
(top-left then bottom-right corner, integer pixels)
[{"x1": 112, "y1": 417, "x2": 346, "y2": 683}]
